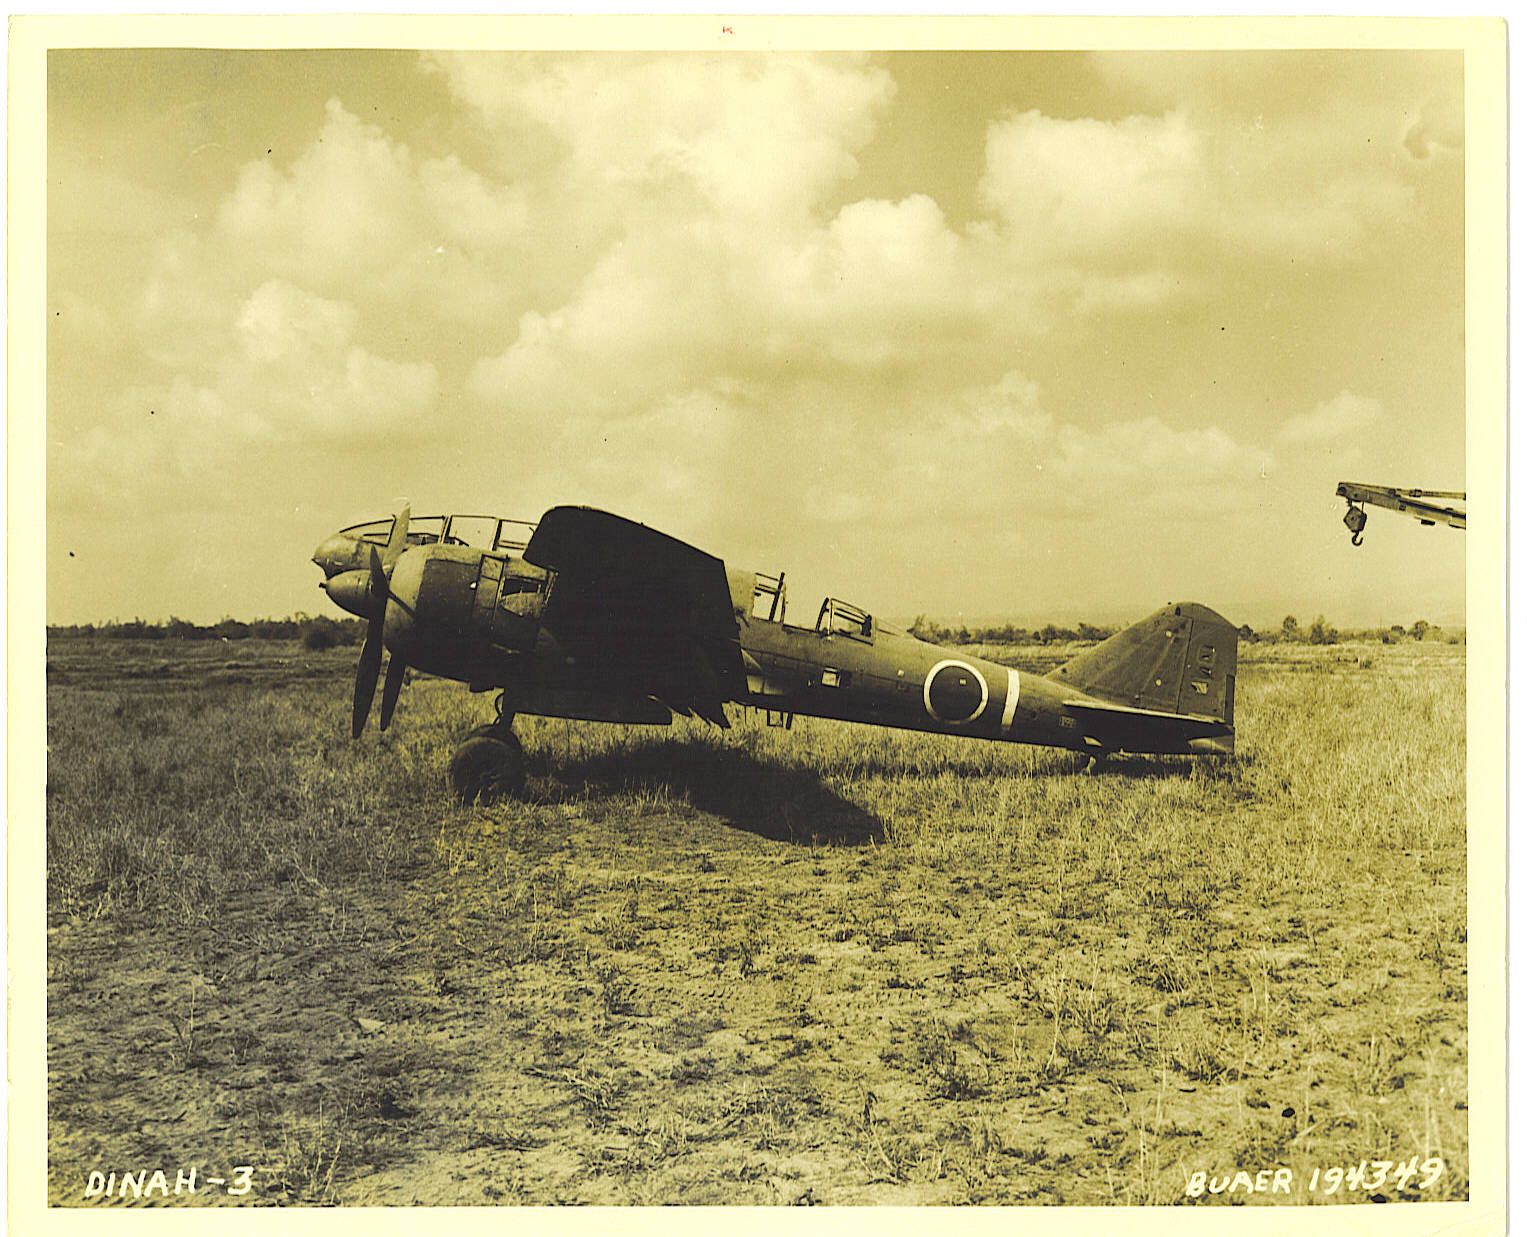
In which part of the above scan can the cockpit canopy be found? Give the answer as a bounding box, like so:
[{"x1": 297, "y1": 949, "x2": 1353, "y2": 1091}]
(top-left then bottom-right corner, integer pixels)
[
  {"x1": 816, "y1": 596, "x2": 875, "y2": 641},
  {"x1": 340, "y1": 514, "x2": 538, "y2": 555}
]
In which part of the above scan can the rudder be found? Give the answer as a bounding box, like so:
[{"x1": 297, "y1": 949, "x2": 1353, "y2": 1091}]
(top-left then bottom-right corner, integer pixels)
[{"x1": 1048, "y1": 603, "x2": 1237, "y2": 724}]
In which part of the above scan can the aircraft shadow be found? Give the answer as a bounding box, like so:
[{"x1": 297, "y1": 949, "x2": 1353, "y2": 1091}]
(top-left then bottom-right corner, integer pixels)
[
  {"x1": 1088, "y1": 754, "x2": 1243, "y2": 782},
  {"x1": 542, "y1": 739, "x2": 886, "y2": 846}
]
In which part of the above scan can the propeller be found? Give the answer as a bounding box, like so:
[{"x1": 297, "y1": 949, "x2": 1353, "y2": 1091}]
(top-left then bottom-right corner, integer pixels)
[
  {"x1": 351, "y1": 504, "x2": 411, "y2": 737},
  {"x1": 379, "y1": 654, "x2": 407, "y2": 731},
  {"x1": 352, "y1": 594, "x2": 385, "y2": 738},
  {"x1": 382, "y1": 501, "x2": 411, "y2": 568}
]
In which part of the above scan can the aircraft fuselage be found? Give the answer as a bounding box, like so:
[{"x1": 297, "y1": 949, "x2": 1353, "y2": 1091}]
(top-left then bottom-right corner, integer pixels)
[
  {"x1": 314, "y1": 512, "x2": 1236, "y2": 760},
  {"x1": 736, "y1": 617, "x2": 1087, "y2": 750}
]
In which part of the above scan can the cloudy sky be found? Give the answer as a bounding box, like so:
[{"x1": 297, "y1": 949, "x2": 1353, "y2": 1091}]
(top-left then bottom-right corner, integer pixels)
[{"x1": 47, "y1": 47, "x2": 1466, "y2": 628}]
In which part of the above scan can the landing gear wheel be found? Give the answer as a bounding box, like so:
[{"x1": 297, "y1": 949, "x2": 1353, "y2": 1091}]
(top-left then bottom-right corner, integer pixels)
[
  {"x1": 449, "y1": 731, "x2": 526, "y2": 803},
  {"x1": 466, "y1": 723, "x2": 521, "y2": 744}
]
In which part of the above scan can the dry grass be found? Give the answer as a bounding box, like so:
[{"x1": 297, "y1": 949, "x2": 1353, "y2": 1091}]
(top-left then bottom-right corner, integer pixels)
[{"x1": 46, "y1": 637, "x2": 1466, "y2": 1205}]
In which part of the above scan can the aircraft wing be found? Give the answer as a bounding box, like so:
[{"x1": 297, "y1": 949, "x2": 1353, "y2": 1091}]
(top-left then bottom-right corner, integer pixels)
[{"x1": 523, "y1": 506, "x2": 743, "y2": 726}]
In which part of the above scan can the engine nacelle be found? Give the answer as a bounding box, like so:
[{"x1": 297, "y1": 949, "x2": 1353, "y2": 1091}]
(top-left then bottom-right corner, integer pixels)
[{"x1": 382, "y1": 544, "x2": 548, "y2": 680}]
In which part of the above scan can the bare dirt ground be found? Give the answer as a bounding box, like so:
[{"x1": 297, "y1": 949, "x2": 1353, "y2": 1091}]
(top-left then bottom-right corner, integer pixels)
[{"x1": 45, "y1": 637, "x2": 1467, "y2": 1206}]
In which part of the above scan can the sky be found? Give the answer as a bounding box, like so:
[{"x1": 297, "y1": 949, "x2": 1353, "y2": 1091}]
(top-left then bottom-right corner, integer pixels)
[{"x1": 45, "y1": 47, "x2": 1467, "y2": 629}]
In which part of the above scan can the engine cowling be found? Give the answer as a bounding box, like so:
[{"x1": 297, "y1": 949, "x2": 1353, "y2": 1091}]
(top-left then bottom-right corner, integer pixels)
[{"x1": 383, "y1": 544, "x2": 547, "y2": 679}]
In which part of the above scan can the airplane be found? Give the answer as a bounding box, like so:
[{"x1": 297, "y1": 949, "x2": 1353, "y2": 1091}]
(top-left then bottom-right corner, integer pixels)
[
  {"x1": 1336, "y1": 482, "x2": 1466, "y2": 547},
  {"x1": 312, "y1": 506, "x2": 1238, "y2": 802}
]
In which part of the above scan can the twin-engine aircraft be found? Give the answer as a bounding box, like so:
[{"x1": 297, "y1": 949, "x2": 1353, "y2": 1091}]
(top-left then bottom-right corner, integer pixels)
[{"x1": 312, "y1": 506, "x2": 1238, "y2": 801}]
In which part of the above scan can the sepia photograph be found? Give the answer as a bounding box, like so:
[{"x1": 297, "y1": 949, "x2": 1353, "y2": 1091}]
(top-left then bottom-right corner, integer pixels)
[{"x1": 9, "y1": 15, "x2": 1507, "y2": 1225}]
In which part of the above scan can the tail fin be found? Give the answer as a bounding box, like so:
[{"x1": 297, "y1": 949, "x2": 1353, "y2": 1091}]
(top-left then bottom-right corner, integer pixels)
[{"x1": 1048, "y1": 603, "x2": 1237, "y2": 725}]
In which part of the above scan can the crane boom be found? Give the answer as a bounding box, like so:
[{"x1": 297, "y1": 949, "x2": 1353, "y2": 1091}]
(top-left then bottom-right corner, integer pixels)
[{"x1": 1336, "y1": 481, "x2": 1466, "y2": 546}]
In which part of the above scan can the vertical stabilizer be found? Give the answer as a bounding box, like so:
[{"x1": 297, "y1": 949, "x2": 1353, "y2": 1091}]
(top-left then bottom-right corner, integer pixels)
[{"x1": 1048, "y1": 603, "x2": 1237, "y2": 724}]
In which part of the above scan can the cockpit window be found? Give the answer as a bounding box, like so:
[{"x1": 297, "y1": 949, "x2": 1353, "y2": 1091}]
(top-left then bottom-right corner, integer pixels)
[
  {"x1": 405, "y1": 515, "x2": 445, "y2": 546},
  {"x1": 340, "y1": 514, "x2": 540, "y2": 554},
  {"x1": 493, "y1": 520, "x2": 536, "y2": 554},
  {"x1": 816, "y1": 597, "x2": 875, "y2": 641},
  {"x1": 342, "y1": 518, "x2": 394, "y2": 547},
  {"x1": 443, "y1": 515, "x2": 499, "y2": 548}
]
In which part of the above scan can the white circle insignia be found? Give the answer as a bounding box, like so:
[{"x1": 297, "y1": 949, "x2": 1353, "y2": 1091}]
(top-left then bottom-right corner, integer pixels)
[{"x1": 923, "y1": 659, "x2": 989, "y2": 725}]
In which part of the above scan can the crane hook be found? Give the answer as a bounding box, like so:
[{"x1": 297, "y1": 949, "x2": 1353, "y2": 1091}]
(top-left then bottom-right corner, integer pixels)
[{"x1": 1343, "y1": 502, "x2": 1367, "y2": 548}]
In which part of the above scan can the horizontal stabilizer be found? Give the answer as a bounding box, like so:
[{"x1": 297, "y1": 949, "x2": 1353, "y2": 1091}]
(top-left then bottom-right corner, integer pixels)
[
  {"x1": 1062, "y1": 699, "x2": 1234, "y2": 755},
  {"x1": 1062, "y1": 698, "x2": 1225, "y2": 725}
]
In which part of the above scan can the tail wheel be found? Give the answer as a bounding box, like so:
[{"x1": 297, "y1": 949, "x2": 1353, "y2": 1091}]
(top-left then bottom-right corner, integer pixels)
[{"x1": 449, "y1": 732, "x2": 526, "y2": 803}]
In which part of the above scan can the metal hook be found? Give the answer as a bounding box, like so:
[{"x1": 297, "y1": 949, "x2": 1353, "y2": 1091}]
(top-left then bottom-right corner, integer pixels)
[{"x1": 1343, "y1": 502, "x2": 1368, "y2": 548}]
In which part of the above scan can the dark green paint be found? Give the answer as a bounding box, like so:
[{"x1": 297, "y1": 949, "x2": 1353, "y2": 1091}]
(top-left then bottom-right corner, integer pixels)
[{"x1": 315, "y1": 506, "x2": 1237, "y2": 758}]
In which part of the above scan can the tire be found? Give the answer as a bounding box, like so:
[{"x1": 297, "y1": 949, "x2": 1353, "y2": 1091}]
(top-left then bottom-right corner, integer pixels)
[
  {"x1": 466, "y1": 724, "x2": 521, "y2": 749},
  {"x1": 449, "y1": 735, "x2": 526, "y2": 803}
]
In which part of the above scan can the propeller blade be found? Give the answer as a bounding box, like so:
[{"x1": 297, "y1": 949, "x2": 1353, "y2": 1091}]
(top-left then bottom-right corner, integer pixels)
[
  {"x1": 367, "y1": 545, "x2": 389, "y2": 620},
  {"x1": 383, "y1": 502, "x2": 412, "y2": 567},
  {"x1": 351, "y1": 518, "x2": 404, "y2": 740},
  {"x1": 379, "y1": 655, "x2": 407, "y2": 731},
  {"x1": 352, "y1": 620, "x2": 384, "y2": 738}
]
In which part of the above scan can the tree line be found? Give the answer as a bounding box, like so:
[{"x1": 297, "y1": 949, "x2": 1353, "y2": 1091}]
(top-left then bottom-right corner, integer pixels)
[
  {"x1": 909, "y1": 618, "x2": 1120, "y2": 646},
  {"x1": 1262, "y1": 616, "x2": 1459, "y2": 645},
  {"x1": 47, "y1": 613, "x2": 1459, "y2": 650},
  {"x1": 46, "y1": 614, "x2": 366, "y2": 650},
  {"x1": 909, "y1": 615, "x2": 1458, "y2": 647}
]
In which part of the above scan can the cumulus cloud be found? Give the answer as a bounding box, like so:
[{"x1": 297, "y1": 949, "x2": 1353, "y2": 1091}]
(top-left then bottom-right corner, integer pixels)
[
  {"x1": 780, "y1": 194, "x2": 995, "y2": 365},
  {"x1": 1053, "y1": 417, "x2": 1269, "y2": 490},
  {"x1": 469, "y1": 189, "x2": 987, "y2": 412},
  {"x1": 468, "y1": 236, "x2": 737, "y2": 415},
  {"x1": 980, "y1": 110, "x2": 1203, "y2": 258},
  {"x1": 864, "y1": 370, "x2": 1275, "y2": 536},
  {"x1": 62, "y1": 280, "x2": 438, "y2": 507},
  {"x1": 429, "y1": 52, "x2": 894, "y2": 229},
  {"x1": 1278, "y1": 390, "x2": 1382, "y2": 446},
  {"x1": 133, "y1": 98, "x2": 532, "y2": 365},
  {"x1": 219, "y1": 99, "x2": 529, "y2": 288},
  {"x1": 236, "y1": 279, "x2": 354, "y2": 366},
  {"x1": 450, "y1": 54, "x2": 975, "y2": 405},
  {"x1": 1404, "y1": 96, "x2": 1464, "y2": 160},
  {"x1": 46, "y1": 49, "x2": 1464, "y2": 623},
  {"x1": 450, "y1": 54, "x2": 1424, "y2": 436},
  {"x1": 201, "y1": 280, "x2": 438, "y2": 442},
  {"x1": 572, "y1": 384, "x2": 752, "y2": 531},
  {"x1": 979, "y1": 102, "x2": 1412, "y2": 284}
]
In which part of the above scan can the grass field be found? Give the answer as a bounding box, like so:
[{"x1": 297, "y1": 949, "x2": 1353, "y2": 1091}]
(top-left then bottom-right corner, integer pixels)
[{"x1": 45, "y1": 636, "x2": 1467, "y2": 1205}]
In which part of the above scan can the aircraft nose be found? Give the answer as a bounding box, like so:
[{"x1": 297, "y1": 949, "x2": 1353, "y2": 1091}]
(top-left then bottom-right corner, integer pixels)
[{"x1": 312, "y1": 533, "x2": 362, "y2": 579}]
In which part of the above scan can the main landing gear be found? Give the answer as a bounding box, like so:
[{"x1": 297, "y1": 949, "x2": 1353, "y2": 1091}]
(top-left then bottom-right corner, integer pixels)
[{"x1": 448, "y1": 692, "x2": 526, "y2": 803}]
